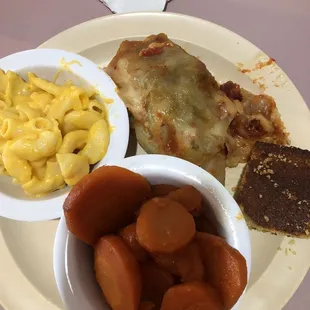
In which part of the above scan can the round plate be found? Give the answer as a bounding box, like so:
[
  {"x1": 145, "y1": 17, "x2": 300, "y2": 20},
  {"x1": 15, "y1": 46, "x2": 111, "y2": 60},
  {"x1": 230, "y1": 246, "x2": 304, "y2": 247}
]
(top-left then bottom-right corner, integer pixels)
[{"x1": 1, "y1": 12, "x2": 310, "y2": 310}]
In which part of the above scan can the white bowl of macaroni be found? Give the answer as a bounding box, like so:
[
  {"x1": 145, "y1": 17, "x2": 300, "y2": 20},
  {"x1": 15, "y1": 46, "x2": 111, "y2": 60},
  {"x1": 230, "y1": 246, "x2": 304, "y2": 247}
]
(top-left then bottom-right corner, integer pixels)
[{"x1": 0, "y1": 49, "x2": 129, "y2": 221}]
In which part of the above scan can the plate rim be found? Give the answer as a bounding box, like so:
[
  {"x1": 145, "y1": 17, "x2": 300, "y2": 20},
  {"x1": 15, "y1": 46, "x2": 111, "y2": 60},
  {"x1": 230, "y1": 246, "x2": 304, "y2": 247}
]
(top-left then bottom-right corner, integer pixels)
[{"x1": 1, "y1": 11, "x2": 310, "y2": 310}]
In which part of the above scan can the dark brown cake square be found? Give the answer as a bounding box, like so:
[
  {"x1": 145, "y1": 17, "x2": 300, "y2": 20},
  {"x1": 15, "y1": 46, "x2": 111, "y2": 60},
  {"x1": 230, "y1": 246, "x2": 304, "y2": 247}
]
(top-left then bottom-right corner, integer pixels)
[{"x1": 235, "y1": 142, "x2": 310, "y2": 238}]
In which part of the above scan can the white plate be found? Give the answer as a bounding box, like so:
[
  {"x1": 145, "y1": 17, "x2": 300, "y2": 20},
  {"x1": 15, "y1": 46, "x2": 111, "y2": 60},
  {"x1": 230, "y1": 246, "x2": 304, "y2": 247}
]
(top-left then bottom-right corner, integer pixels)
[
  {"x1": 0, "y1": 49, "x2": 129, "y2": 221},
  {"x1": 1, "y1": 12, "x2": 310, "y2": 310}
]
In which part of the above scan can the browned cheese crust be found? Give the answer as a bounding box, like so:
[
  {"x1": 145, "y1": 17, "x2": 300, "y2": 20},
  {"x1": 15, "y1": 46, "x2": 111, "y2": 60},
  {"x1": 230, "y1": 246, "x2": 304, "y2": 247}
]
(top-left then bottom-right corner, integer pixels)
[
  {"x1": 106, "y1": 34, "x2": 289, "y2": 185},
  {"x1": 235, "y1": 142, "x2": 310, "y2": 238}
]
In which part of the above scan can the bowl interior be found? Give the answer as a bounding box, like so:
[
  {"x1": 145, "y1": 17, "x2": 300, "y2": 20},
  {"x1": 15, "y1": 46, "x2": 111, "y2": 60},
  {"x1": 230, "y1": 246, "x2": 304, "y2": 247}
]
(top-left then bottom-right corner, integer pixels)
[
  {"x1": 56, "y1": 155, "x2": 251, "y2": 310},
  {"x1": 0, "y1": 66, "x2": 92, "y2": 201},
  {"x1": 0, "y1": 49, "x2": 129, "y2": 221}
]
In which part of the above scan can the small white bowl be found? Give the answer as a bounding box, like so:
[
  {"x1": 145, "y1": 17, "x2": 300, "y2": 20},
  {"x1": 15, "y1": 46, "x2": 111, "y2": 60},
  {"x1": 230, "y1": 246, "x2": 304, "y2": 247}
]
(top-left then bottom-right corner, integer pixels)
[
  {"x1": 53, "y1": 155, "x2": 251, "y2": 310},
  {"x1": 0, "y1": 49, "x2": 129, "y2": 221}
]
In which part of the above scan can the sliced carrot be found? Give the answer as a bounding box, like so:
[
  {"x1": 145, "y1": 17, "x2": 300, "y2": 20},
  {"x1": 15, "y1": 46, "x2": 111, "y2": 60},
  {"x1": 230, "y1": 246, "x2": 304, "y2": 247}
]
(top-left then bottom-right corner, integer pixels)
[
  {"x1": 136, "y1": 197, "x2": 196, "y2": 253},
  {"x1": 196, "y1": 232, "x2": 248, "y2": 310},
  {"x1": 94, "y1": 235, "x2": 141, "y2": 310},
  {"x1": 140, "y1": 261, "x2": 174, "y2": 307},
  {"x1": 151, "y1": 184, "x2": 179, "y2": 197},
  {"x1": 153, "y1": 240, "x2": 205, "y2": 282},
  {"x1": 166, "y1": 185, "x2": 202, "y2": 214},
  {"x1": 160, "y1": 281, "x2": 224, "y2": 310},
  {"x1": 154, "y1": 241, "x2": 204, "y2": 282},
  {"x1": 139, "y1": 301, "x2": 156, "y2": 310},
  {"x1": 195, "y1": 215, "x2": 219, "y2": 236},
  {"x1": 119, "y1": 223, "x2": 149, "y2": 263},
  {"x1": 64, "y1": 166, "x2": 151, "y2": 245}
]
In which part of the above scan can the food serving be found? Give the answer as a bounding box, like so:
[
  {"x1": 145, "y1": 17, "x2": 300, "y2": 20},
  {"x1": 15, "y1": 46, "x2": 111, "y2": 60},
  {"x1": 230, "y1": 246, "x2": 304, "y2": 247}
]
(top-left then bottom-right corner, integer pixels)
[
  {"x1": 63, "y1": 165, "x2": 248, "y2": 310},
  {"x1": 0, "y1": 48, "x2": 129, "y2": 221},
  {"x1": 235, "y1": 142, "x2": 310, "y2": 238},
  {"x1": 0, "y1": 69, "x2": 110, "y2": 197},
  {"x1": 106, "y1": 33, "x2": 289, "y2": 183},
  {"x1": 106, "y1": 33, "x2": 310, "y2": 242},
  {"x1": 3, "y1": 13, "x2": 309, "y2": 310}
]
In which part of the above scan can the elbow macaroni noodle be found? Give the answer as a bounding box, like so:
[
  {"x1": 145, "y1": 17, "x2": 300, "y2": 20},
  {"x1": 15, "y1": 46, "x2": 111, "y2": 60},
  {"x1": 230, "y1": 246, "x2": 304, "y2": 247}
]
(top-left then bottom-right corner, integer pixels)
[{"x1": 0, "y1": 69, "x2": 110, "y2": 197}]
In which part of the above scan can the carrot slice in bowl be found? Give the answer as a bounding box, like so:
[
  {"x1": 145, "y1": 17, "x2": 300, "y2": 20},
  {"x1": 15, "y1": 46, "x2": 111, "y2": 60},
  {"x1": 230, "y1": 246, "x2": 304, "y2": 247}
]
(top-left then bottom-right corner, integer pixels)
[
  {"x1": 136, "y1": 197, "x2": 196, "y2": 253},
  {"x1": 94, "y1": 235, "x2": 141, "y2": 310}
]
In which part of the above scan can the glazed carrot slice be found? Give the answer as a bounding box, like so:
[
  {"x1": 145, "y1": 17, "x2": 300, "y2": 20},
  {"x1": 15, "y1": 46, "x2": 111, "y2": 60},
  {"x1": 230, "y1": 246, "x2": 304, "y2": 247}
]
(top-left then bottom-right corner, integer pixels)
[
  {"x1": 139, "y1": 301, "x2": 156, "y2": 310},
  {"x1": 63, "y1": 166, "x2": 151, "y2": 245},
  {"x1": 196, "y1": 232, "x2": 248, "y2": 310},
  {"x1": 166, "y1": 185, "x2": 202, "y2": 214},
  {"x1": 151, "y1": 184, "x2": 179, "y2": 197},
  {"x1": 153, "y1": 240, "x2": 205, "y2": 282},
  {"x1": 140, "y1": 261, "x2": 174, "y2": 307},
  {"x1": 136, "y1": 197, "x2": 196, "y2": 253},
  {"x1": 160, "y1": 281, "x2": 224, "y2": 310},
  {"x1": 195, "y1": 215, "x2": 219, "y2": 236},
  {"x1": 94, "y1": 235, "x2": 141, "y2": 310},
  {"x1": 119, "y1": 223, "x2": 149, "y2": 263}
]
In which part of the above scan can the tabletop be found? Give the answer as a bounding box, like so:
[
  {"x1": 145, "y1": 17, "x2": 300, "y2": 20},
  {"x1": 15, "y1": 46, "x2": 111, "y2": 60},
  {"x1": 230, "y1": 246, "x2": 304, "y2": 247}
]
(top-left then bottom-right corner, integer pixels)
[{"x1": 0, "y1": 0, "x2": 309, "y2": 309}]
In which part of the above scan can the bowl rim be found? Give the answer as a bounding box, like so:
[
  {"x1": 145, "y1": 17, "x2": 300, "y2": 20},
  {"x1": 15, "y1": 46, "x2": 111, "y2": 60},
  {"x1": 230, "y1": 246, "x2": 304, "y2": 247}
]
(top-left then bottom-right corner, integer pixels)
[
  {"x1": 53, "y1": 154, "x2": 251, "y2": 310},
  {"x1": 0, "y1": 48, "x2": 129, "y2": 221}
]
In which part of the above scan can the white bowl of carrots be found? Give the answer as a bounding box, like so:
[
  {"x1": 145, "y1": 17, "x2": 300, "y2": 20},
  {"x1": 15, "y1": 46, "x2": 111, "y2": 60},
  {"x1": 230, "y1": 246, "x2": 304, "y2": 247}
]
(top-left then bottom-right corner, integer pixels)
[{"x1": 53, "y1": 155, "x2": 251, "y2": 310}]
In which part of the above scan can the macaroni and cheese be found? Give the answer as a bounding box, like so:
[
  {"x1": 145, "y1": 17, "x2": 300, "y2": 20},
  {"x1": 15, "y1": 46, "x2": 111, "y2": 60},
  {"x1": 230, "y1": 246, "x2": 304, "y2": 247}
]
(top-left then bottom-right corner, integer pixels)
[{"x1": 0, "y1": 69, "x2": 110, "y2": 197}]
